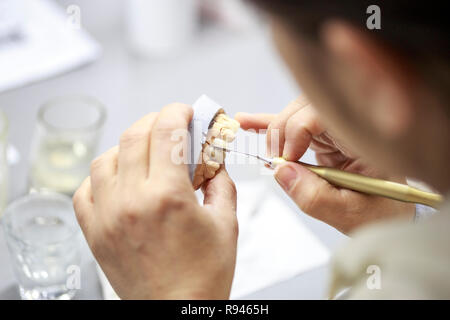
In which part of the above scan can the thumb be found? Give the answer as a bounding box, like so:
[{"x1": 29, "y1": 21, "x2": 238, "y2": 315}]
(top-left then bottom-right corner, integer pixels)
[
  {"x1": 202, "y1": 166, "x2": 237, "y2": 220},
  {"x1": 274, "y1": 162, "x2": 340, "y2": 217}
]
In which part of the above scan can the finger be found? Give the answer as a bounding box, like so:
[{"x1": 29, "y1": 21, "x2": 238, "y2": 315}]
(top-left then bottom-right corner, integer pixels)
[
  {"x1": 202, "y1": 166, "x2": 237, "y2": 223},
  {"x1": 274, "y1": 162, "x2": 344, "y2": 223},
  {"x1": 267, "y1": 96, "x2": 309, "y2": 157},
  {"x1": 90, "y1": 146, "x2": 118, "y2": 187},
  {"x1": 118, "y1": 113, "x2": 158, "y2": 183},
  {"x1": 73, "y1": 177, "x2": 95, "y2": 238},
  {"x1": 283, "y1": 105, "x2": 325, "y2": 161},
  {"x1": 90, "y1": 146, "x2": 118, "y2": 203},
  {"x1": 234, "y1": 113, "x2": 275, "y2": 131},
  {"x1": 149, "y1": 103, "x2": 193, "y2": 183}
]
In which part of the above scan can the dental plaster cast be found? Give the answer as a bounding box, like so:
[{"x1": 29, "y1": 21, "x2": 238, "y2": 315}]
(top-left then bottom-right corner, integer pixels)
[{"x1": 189, "y1": 95, "x2": 240, "y2": 190}]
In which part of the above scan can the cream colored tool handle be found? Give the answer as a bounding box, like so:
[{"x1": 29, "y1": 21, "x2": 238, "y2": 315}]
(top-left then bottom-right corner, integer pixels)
[{"x1": 298, "y1": 162, "x2": 443, "y2": 209}]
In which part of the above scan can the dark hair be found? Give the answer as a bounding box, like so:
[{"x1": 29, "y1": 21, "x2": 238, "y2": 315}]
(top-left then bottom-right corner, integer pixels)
[
  {"x1": 248, "y1": 1, "x2": 449, "y2": 59},
  {"x1": 248, "y1": 0, "x2": 449, "y2": 107}
]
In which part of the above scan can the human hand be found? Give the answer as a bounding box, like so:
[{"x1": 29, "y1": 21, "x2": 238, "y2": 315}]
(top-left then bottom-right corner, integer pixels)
[
  {"x1": 235, "y1": 96, "x2": 415, "y2": 234},
  {"x1": 73, "y1": 104, "x2": 238, "y2": 299}
]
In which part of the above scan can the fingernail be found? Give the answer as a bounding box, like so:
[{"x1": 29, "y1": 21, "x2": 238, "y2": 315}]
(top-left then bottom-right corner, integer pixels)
[{"x1": 274, "y1": 164, "x2": 298, "y2": 191}]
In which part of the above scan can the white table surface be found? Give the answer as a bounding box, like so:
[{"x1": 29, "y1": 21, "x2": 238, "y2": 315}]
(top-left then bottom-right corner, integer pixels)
[{"x1": 0, "y1": 0, "x2": 347, "y2": 299}]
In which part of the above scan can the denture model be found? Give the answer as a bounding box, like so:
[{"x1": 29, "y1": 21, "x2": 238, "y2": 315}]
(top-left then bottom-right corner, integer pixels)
[{"x1": 188, "y1": 95, "x2": 240, "y2": 190}]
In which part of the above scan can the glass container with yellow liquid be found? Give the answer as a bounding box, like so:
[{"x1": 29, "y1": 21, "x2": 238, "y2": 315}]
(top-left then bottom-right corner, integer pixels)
[{"x1": 29, "y1": 96, "x2": 106, "y2": 195}]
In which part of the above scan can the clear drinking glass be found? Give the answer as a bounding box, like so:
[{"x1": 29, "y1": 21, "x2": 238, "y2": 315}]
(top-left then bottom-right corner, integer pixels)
[
  {"x1": 29, "y1": 95, "x2": 106, "y2": 195},
  {"x1": 1, "y1": 192, "x2": 81, "y2": 300},
  {"x1": 0, "y1": 110, "x2": 8, "y2": 215}
]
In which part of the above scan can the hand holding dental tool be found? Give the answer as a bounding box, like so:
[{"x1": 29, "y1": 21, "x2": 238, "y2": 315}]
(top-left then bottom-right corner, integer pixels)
[
  {"x1": 212, "y1": 144, "x2": 443, "y2": 209},
  {"x1": 192, "y1": 95, "x2": 442, "y2": 209}
]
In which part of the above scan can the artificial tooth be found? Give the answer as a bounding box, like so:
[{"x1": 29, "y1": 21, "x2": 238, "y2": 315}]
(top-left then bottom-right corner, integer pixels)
[
  {"x1": 210, "y1": 150, "x2": 224, "y2": 164},
  {"x1": 207, "y1": 127, "x2": 220, "y2": 140},
  {"x1": 222, "y1": 129, "x2": 235, "y2": 142},
  {"x1": 192, "y1": 112, "x2": 240, "y2": 190},
  {"x1": 203, "y1": 151, "x2": 210, "y2": 163},
  {"x1": 204, "y1": 145, "x2": 214, "y2": 159},
  {"x1": 212, "y1": 138, "x2": 227, "y2": 149},
  {"x1": 206, "y1": 160, "x2": 220, "y2": 170}
]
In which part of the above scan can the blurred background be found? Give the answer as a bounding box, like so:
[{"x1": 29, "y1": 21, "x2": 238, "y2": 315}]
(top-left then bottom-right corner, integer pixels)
[{"x1": 0, "y1": 0, "x2": 346, "y2": 300}]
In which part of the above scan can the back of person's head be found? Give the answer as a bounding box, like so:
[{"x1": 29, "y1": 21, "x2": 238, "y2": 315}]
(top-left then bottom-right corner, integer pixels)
[
  {"x1": 249, "y1": 0, "x2": 450, "y2": 192},
  {"x1": 250, "y1": 0, "x2": 449, "y2": 106}
]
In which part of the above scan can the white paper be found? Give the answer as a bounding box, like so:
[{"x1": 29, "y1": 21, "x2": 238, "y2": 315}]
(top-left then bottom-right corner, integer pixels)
[
  {"x1": 0, "y1": 0, "x2": 101, "y2": 93},
  {"x1": 230, "y1": 180, "x2": 330, "y2": 298}
]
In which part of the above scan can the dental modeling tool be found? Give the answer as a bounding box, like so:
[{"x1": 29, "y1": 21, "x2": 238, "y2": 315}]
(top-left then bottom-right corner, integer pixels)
[{"x1": 214, "y1": 146, "x2": 443, "y2": 209}]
